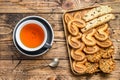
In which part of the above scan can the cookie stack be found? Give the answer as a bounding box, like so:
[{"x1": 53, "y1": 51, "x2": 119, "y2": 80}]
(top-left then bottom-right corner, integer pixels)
[{"x1": 64, "y1": 6, "x2": 115, "y2": 74}]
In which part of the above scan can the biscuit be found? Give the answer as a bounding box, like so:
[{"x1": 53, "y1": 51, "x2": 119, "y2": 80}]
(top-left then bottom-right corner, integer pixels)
[
  {"x1": 65, "y1": 13, "x2": 73, "y2": 23},
  {"x1": 72, "y1": 19, "x2": 86, "y2": 29},
  {"x1": 81, "y1": 14, "x2": 115, "y2": 32},
  {"x1": 94, "y1": 24, "x2": 109, "y2": 41},
  {"x1": 67, "y1": 20, "x2": 79, "y2": 36},
  {"x1": 85, "y1": 62, "x2": 99, "y2": 74},
  {"x1": 71, "y1": 42, "x2": 85, "y2": 61},
  {"x1": 68, "y1": 34, "x2": 83, "y2": 49},
  {"x1": 87, "y1": 51, "x2": 102, "y2": 62},
  {"x1": 68, "y1": 35, "x2": 80, "y2": 48},
  {"x1": 96, "y1": 39, "x2": 112, "y2": 48},
  {"x1": 99, "y1": 58, "x2": 115, "y2": 73},
  {"x1": 83, "y1": 6, "x2": 112, "y2": 21},
  {"x1": 71, "y1": 49, "x2": 85, "y2": 61},
  {"x1": 73, "y1": 61, "x2": 87, "y2": 74},
  {"x1": 83, "y1": 45, "x2": 99, "y2": 54},
  {"x1": 82, "y1": 29, "x2": 96, "y2": 46},
  {"x1": 101, "y1": 46, "x2": 114, "y2": 59}
]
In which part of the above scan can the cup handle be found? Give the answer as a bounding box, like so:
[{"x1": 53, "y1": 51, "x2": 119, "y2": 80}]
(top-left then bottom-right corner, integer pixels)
[{"x1": 43, "y1": 43, "x2": 51, "y2": 49}]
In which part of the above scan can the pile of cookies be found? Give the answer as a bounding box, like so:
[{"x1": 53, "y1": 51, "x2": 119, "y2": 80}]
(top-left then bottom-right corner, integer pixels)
[{"x1": 64, "y1": 6, "x2": 115, "y2": 74}]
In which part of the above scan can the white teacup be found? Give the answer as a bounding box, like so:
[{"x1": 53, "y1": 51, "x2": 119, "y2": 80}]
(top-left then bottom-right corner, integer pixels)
[
  {"x1": 16, "y1": 20, "x2": 50, "y2": 51},
  {"x1": 13, "y1": 16, "x2": 53, "y2": 56}
]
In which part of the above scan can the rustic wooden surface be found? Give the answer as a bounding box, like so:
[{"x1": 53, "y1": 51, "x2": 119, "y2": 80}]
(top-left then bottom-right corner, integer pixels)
[{"x1": 0, "y1": 0, "x2": 120, "y2": 80}]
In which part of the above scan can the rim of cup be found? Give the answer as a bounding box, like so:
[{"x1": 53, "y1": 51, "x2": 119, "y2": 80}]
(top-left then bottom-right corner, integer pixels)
[{"x1": 15, "y1": 20, "x2": 47, "y2": 51}]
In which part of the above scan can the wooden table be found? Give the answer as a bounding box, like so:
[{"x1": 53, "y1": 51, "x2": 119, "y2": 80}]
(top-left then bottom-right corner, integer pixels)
[{"x1": 0, "y1": 0, "x2": 120, "y2": 80}]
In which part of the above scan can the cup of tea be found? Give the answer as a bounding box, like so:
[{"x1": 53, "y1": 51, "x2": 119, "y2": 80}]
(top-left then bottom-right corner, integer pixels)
[{"x1": 13, "y1": 16, "x2": 54, "y2": 57}]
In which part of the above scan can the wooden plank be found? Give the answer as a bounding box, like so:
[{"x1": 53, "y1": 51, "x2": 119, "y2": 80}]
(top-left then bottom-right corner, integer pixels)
[
  {"x1": 0, "y1": 0, "x2": 63, "y2": 13},
  {"x1": 111, "y1": 30, "x2": 120, "y2": 42},
  {"x1": 0, "y1": 13, "x2": 63, "y2": 30},
  {"x1": 0, "y1": 0, "x2": 120, "y2": 13},
  {"x1": 0, "y1": 60, "x2": 120, "y2": 80}
]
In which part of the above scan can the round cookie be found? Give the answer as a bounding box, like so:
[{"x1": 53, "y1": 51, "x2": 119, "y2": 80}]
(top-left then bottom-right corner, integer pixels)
[
  {"x1": 85, "y1": 62, "x2": 99, "y2": 74},
  {"x1": 87, "y1": 51, "x2": 102, "y2": 62},
  {"x1": 99, "y1": 58, "x2": 115, "y2": 73}
]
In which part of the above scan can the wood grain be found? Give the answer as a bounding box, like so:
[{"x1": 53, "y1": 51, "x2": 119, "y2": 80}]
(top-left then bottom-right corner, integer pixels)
[
  {"x1": 0, "y1": 60, "x2": 120, "y2": 80},
  {"x1": 0, "y1": 0, "x2": 119, "y2": 13},
  {"x1": 0, "y1": 0, "x2": 120, "y2": 80}
]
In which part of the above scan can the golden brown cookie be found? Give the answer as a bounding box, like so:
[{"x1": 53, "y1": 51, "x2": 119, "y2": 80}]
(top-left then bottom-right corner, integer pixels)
[
  {"x1": 87, "y1": 51, "x2": 102, "y2": 62},
  {"x1": 67, "y1": 20, "x2": 79, "y2": 36},
  {"x1": 96, "y1": 39, "x2": 112, "y2": 48},
  {"x1": 73, "y1": 61, "x2": 87, "y2": 74},
  {"x1": 71, "y1": 43, "x2": 85, "y2": 61},
  {"x1": 71, "y1": 49, "x2": 85, "y2": 61},
  {"x1": 65, "y1": 13, "x2": 73, "y2": 23},
  {"x1": 82, "y1": 29, "x2": 96, "y2": 46},
  {"x1": 67, "y1": 19, "x2": 86, "y2": 35},
  {"x1": 100, "y1": 46, "x2": 114, "y2": 59},
  {"x1": 99, "y1": 58, "x2": 115, "y2": 73},
  {"x1": 94, "y1": 24, "x2": 109, "y2": 41},
  {"x1": 72, "y1": 19, "x2": 86, "y2": 29},
  {"x1": 85, "y1": 62, "x2": 99, "y2": 74},
  {"x1": 83, "y1": 45, "x2": 99, "y2": 54},
  {"x1": 68, "y1": 34, "x2": 83, "y2": 49}
]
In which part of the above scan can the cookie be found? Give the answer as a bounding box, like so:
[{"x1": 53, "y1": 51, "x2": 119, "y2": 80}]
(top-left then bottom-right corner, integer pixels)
[
  {"x1": 68, "y1": 34, "x2": 83, "y2": 49},
  {"x1": 83, "y1": 45, "x2": 99, "y2": 54},
  {"x1": 73, "y1": 61, "x2": 87, "y2": 74},
  {"x1": 82, "y1": 29, "x2": 96, "y2": 46},
  {"x1": 83, "y1": 6, "x2": 112, "y2": 21},
  {"x1": 81, "y1": 14, "x2": 115, "y2": 32},
  {"x1": 96, "y1": 39, "x2": 112, "y2": 48},
  {"x1": 65, "y1": 13, "x2": 73, "y2": 23},
  {"x1": 94, "y1": 24, "x2": 109, "y2": 41},
  {"x1": 101, "y1": 46, "x2": 114, "y2": 59},
  {"x1": 99, "y1": 58, "x2": 115, "y2": 73},
  {"x1": 71, "y1": 49, "x2": 85, "y2": 61},
  {"x1": 87, "y1": 51, "x2": 102, "y2": 62},
  {"x1": 85, "y1": 62, "x2": 99, "y2": 74},
  {"x1": 67, "y1": 20, "x2": 79, "y2": 36},
  {"x1": 72, "y1": 19, "x2": 86, "y2": 29}
]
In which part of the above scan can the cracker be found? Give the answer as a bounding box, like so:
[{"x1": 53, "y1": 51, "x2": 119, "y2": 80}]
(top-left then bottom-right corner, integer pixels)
[
  {"x1": 99, "y1": 58, "x2": 115, "y2": 73},
  {"x1": 81, "y1": 14, "x2": 115, "y2": 33},
  {"x1": 83, "y1": 6, "x2": 112, "y2": 21}
]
